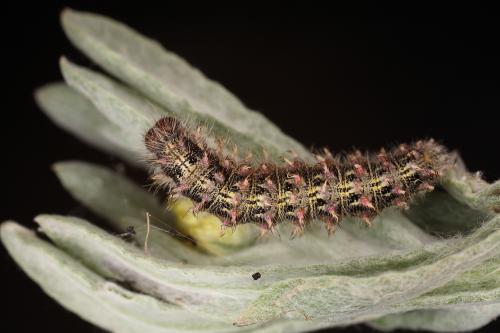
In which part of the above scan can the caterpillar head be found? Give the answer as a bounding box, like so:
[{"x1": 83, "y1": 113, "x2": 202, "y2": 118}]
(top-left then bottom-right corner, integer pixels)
[{"x1": 144, "y1": 117, "x2": 183, "y2": 155}]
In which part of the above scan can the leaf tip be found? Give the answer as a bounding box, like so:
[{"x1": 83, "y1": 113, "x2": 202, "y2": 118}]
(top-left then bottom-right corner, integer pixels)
[
  {"x1": 33, "y1": 215, "x2": 64, "y2": 236},
  {"x1": 33, "y1": 86, "x2": 46, "y2": 104},
  {"x1": 51, "y1": 161, "x2": 64, "y2": 174},
  {"x1": 0, "y1": 221, "x2": 31, "y2": 253},
  {"x1": 33, "y1": 214, "x2": 52, "y2": 226},
  {"x1": 60, "y1": 7, "x2": 76, "y2": 25},
  {"x1": 59, "y1": 55, "x2": 70, "y2": 68},
  {"x1": 0, "y1": 220, "x2": 21, "y2": 239}
]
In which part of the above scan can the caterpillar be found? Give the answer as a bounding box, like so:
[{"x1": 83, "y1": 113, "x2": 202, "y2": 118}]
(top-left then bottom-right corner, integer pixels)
[{"x1": 145, "y1": 117, "x2": 452, "y2": 235}]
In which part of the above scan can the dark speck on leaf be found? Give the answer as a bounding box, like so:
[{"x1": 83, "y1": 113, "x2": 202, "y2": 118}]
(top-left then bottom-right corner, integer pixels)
[
  {"x1": 252, "y1": 272, "x2": 261, "y2": 280},
  {"x1": 119, "y1": 226, "x2": 136, "y2": 242},
  {"x1": 126, "y1": 226, "x2": 136, "y2": 235}
]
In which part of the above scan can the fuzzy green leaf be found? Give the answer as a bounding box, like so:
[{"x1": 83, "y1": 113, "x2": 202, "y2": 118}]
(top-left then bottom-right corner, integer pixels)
[
  {"x1": 34, "y1": 213, "x2": 499, "y2": 291},
  {"x1": 234, "y1": 215, "x2": 500, "y2": 325},
  {"x1": 0, "y1": 222, "x2": 233, "y2": 333},
  {"x1": 35, "y1": 214, "x2": 258, "y2": 321},
  {"x1": 59, "y1": 57, "x2": 155, "y2": 157},
  {"x1": 52, "y1": 160, "x2": 210, "y2": 262},
  {"x1": 32, "y1": 213, "x2": 500, "y2": 329},
  {"x1": 35, "y1": 82, "x2": 142, "y2": 166},
  {"x1": 370, "y1": 304, "x2": 500, "y2": 333},
  {"x1": 59, "y1": 56, "x2": 302, "y2": 162},
  {"x1": 60, "y1": 8, "x2": 310, "y2": 160},
  {"x1": 1, "y1": 221, "x2": 340, "y2": 333}
]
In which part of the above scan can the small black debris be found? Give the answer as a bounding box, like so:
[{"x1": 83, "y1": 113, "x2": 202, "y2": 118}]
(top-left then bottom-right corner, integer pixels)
[
  {"x1": 252, "y1": 272, "x2": 261, "y2": 280},
  {"x1": 126, "y1": 226, "x2": 136, "y2": 235},
  {"x1": 120, "y1": 226, "x2": 136, "y2": 242}
]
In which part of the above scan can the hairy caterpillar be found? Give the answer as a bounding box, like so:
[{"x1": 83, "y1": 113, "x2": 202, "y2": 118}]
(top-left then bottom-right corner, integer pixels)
[{"x1": 145, "y1": 117, "x2": 452, "y2": 235}]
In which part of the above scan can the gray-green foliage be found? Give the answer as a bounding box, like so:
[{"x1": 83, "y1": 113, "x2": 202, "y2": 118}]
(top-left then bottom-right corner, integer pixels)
[{"x1": 2, "y1": 8, "x2": 499, "y2": 333}]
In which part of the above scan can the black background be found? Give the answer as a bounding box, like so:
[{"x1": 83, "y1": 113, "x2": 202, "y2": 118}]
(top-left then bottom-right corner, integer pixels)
[{"x1": 2, "y1": 2, "x2": 499, "y2": 332}]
